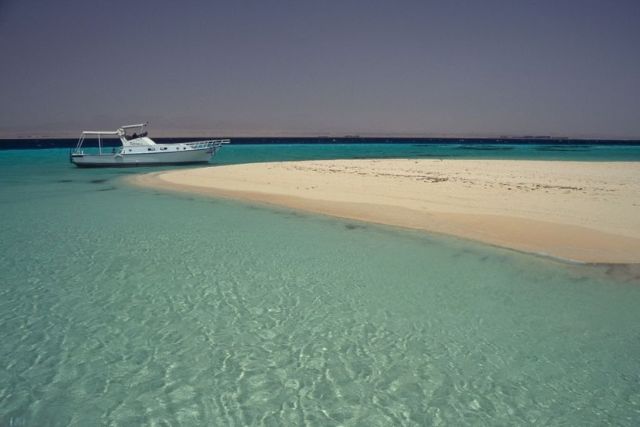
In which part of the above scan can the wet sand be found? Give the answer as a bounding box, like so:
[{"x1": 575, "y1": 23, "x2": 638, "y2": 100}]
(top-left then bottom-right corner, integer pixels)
[{"x1": 130, "y1": 159, "x2": 640, "y2": 264}]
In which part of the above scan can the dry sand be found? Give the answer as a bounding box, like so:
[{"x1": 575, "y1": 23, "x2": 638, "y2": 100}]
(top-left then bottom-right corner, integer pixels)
[{"x1": 130, "y1": 159, "x2": 640, "y2": 264}]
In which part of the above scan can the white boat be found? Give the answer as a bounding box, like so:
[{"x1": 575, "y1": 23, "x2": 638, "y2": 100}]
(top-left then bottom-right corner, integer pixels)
[{"x1": 70, "y1": 123, "x2": 229, "y2": 167}]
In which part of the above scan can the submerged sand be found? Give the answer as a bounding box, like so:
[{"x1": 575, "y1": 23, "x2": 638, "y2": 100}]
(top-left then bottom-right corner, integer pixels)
[{"x1": 130, "y1": 159, "x2": 640, "y2": 264}]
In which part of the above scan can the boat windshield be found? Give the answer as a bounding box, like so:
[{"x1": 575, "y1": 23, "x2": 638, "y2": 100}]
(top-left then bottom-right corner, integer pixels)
[{"x1": 125, "y1": 131, "x2": 148, "y2": 140}]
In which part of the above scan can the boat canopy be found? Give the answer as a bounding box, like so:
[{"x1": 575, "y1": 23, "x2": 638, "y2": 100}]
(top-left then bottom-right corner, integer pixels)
[
  {"x1": 76, "y1": 123, "x2": 155, "y2": 151},
  {"x1": 81, "y1": 131, "x2": 120, "y2": 136}
]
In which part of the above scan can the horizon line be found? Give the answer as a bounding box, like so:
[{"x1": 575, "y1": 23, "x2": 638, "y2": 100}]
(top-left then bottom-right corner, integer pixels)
[{"x1": 1, "y1": 131, "x2": 640, "y2": 141}]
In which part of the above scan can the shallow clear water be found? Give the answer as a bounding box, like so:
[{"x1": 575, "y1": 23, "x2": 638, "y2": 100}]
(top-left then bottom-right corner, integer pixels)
[{"x1": 1, "y1": 147, "x2": 640, "y2": 425}]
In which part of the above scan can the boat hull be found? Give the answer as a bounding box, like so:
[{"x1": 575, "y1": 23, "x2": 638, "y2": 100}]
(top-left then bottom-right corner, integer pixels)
[{"x1": 71, "y1": 147, "x2": 215, "y2": 168}]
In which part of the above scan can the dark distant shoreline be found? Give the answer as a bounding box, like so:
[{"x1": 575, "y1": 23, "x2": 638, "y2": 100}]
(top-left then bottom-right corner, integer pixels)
[{"x1": 2, "y1": 136, "x2": 640, "y2": 150}]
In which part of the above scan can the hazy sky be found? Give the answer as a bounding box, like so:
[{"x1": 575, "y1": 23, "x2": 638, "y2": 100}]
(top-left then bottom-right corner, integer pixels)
[{"x1": 1, "y1": 0, "x2": 639, "y2": 138}]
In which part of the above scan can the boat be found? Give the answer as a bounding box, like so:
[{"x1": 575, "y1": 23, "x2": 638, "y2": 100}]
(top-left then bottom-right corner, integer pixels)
[{"x1": 70, "y1": 123, "x2": 229, "y2": 167}]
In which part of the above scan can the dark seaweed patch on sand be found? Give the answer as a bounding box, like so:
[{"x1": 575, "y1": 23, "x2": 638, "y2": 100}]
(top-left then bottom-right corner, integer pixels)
[
  {"x1": 345, "y1": 223, "x2": 367, "y2": 230},
  {"x1": 601, "y1": 263, "x2": 640, "y2": 284}
]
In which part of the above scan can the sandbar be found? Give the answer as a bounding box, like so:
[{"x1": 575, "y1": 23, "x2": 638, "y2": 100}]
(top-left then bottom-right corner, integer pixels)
[{"x1": 130, "y1": 159, "x2": 640, "y2": 264}]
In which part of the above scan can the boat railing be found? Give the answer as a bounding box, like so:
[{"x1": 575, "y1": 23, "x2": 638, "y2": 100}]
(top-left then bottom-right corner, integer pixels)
[{"x1": 183, "y1": 139, "x2": 231, "y2": 150}]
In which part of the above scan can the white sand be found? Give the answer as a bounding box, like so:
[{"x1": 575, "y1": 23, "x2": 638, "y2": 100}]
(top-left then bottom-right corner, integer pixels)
[{"x1": 130, "y1": 159, "x2": 640, "y2": 264}]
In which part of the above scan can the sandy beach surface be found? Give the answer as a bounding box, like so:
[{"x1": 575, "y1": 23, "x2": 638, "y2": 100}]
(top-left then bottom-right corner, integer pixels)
[{"x1": 130, "y1": 159, "x2": 640, "y2": 264}]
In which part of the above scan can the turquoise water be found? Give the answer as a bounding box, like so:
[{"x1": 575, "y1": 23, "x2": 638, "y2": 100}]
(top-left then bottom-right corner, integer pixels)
[
  {"x1": 1, "y1": 146, "x2": 640, "y2": 426},
  {"x1": 215, "y1": 142, "x2": 640, "y2": 164}
]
